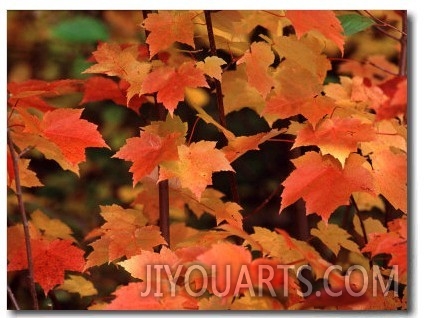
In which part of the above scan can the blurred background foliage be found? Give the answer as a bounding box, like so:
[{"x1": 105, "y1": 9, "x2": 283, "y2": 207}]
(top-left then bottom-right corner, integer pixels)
[{"x1": 7, "y1": 10, "x2": 402, "y2": 309}]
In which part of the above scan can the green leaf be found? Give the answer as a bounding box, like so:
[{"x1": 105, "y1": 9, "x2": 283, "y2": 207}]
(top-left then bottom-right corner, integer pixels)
[
  {"x1": 338, "y1": 14, "x2": 375, "y2": 36},
  {"x1": 52, "y1": 16, "x2": 109, "y2": 43}
]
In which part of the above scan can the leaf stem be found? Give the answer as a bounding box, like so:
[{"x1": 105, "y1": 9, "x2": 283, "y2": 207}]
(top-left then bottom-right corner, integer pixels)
[
  {"x1": 204, "y1": 10, "x2": 240, "y2": 204},
  {"x1": 7, "y1": 130, "x2": 39, "y2": 310}
]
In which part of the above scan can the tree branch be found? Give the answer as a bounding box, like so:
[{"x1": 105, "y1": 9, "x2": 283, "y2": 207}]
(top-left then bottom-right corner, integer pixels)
[
  {"x1": 204, "y1": 10, "x2": 240, "y2": 204},
  {"x1": 7, "y1": 130, "x2": 39, "y2": 310},
  {"x1": 350, "y1": 195, "x2": 368, "y2": 245},
  {"x1": 7, "y1": 285, "x2": 20, "y2": 310},
  {"x1": 398, "y1": 10, "x2": 407, "y2": 76}
]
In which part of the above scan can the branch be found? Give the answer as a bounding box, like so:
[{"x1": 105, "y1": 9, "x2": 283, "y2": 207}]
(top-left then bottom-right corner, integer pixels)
[
  {"x1": 363, "y1": 10, "x2": 407, "y2": 36},
  {"x1": 204, "y1": 10, "x2": 240, "y2": 204},
  {"x1": 7, "y1": 130, "x2": 39, "y2": 310},
  {"x1": 7, "y1": 285, "x2": 20, "y2": 310},
  {"x1": 350, "y1": 195, "x2": 368, "y2": 245},
  {"x1": 398, "y1": 10, "x2": 407, "y2": 76},
  {"x1": 141, "y1": 10, "x2": 170, "y2": 247}
]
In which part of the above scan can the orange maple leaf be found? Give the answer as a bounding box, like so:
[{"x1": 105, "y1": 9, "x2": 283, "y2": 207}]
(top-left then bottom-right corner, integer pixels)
[
  {"x1": 7, "y1": 239, "x2": 85, "y2": 296},
  {"x1": 285, "y1": 10, "x2": 345, "y2": 55},
  {"x1": 106, "y1": 282, "x2": 198, "y2": 310},
  {"x1": 370, "y1": 150, "x2": 407, "y2": 213},
  {"x1": 197, "y1": 242, "x2": 252, "y2": 297},
  {"x1": 238, "y1": 41, "x2": 275, "y2": 98},
  {"x1": 264, "y1": 61, "x2": 323, "y2": 120},
  {"x1": 140, "y1": 62, "x2": 209, "y2": 115},
  {"x1": 82, "y1": 42, "x2": 152, "y2": 102},
  {"x1": 159, "y1": 141, "x2": 234, "y2": 200},
  {"x1": 142, "y1": 11, "x2": 196, "y2": 58},
  {"x1": 280, "y1": 152, "x2": 375, "y2": 223},
  {"x1": 85, "y1": 205, "x2": 166, "y2": 268},
  {"x1": 118, "y1": 247, "x2": 180, "y2": 281},
  {"x1": 293, "y1": 117, "x2": 376, "y2": 165}
]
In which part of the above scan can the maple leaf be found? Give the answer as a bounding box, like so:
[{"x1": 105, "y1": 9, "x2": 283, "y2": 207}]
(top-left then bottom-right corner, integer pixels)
[
  {"x1": 8, "y1": 79, "x2": 82, "y2": 112},
  {"x1": 196, "y1": 56, "x2": 226, "y2": 81},
  {"x1": 30, "y1": 209, "x2": 75, "y2": 242},
  {"x1": 370, "y1": 150, "x2": 407, "y2": 213},
  {"x1": 140, "y1": 62, "x2": 209, "y2": 115},
  {"x1": 221, "y1": 65, "x2": 266, "y2": 118},
  {"x1": 374, "y1": 76, "x2": 407, "y2": 120},
  {"x1": 57, "y1": 275, "x2": 98, "y2": 297},
  {"x1": 85, "y1": 205, "x2": 167, "y2": 268},
  {"x1": 82, "y1": 42, "x2": 152, "y2": 102},
  {"x1": 159, "y1": 141, "x2": 234, "y2": 200},
  {"x1": 184, "y1": 188, "x2": 243, "y2": 229},
  {"x1": 293, "y1": 117, "x2": 376, "y2": 165},
  {"x1": 80, "y1": 76, "x2": 147, "y2": 112},
  {"x1": 362, "y1": 218, "x2": 407, "y2": 279},
  {"x1": 40, "y1": 108, "x2": 110, "y2": 166},
  {"x1": 8, "y1": 238, "x2": 85, "y2": 296},
  {"x1": 280, "y1": 152, "x2": 375, "y2": 223},
  {"x1": 142, "y1": 11, "x2": 196, "y2": 58},
  {"x1": 196, "y1": 242, "x2": 252, "y2": 297},
  {"x1": 237, "y1": 41, "x2": 275, "y2": 98},
  {"x1": 7, "y1": 149, "x2": 43, "y2": 190},
  {"x1": 114, "y1": 115, "x2": 187, "y2": 186},
  {"x1": 223, "y1": 130, "x2": 282, "y2": 163},
  {"x1": 285, "y1": 10, "x2": 345, "y2": 55},
  {"x1": 271, "y1": 35, "x2": 331, "y2": 82},
  {"x1": 118, "y1": 247, "x2": 180, "y2": 281},
  {"x1": 106, "y1": 282, "x2": 197, "y2": 310},
  {"x1": 311, "y1": 221, "x2": 361, "y2": 256},
  {"x1": 114, "y1": 131, "x2": 181, "y2": 186},
  {"x1": 263, "y1": 60, "x2": 323, "y2": 121}
]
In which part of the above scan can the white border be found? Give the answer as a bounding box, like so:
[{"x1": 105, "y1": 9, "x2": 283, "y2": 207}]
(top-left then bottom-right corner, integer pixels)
[{"x1": 2, "y1": 1, "x2": 422, "y2": 317}]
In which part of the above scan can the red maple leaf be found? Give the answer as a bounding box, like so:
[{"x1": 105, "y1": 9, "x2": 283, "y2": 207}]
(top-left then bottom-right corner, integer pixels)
[
  {"x1": 8, "y1": 239, "x2": 85, "y2": 295},
  {"x1": 140, "y1": 62, "x2": 209, "y2": 115},
  {"x1": 80, "y1": 76, "x2": 147, "y2": 113},
  {"x1": 362, "y1": 217, "x2": 407, "y2": 279},
  {"x1": 280, "y1": 152, "x2": 375, "y2": 223},
  {"x1": 8, "y1": 79, "x2": 82, "y2": 112},
  {"x1": 40, "y1": 108, "x2": 110, "y2": 166},
  {"x1": 114, "y1": 130, "x2": 182, "y2": 186},
  {"x1": 375, "y1": 76, "x2": 407, "y2": 120}
]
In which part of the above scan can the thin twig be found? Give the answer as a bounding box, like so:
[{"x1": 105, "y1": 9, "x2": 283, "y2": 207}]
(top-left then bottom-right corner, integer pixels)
[
  {"x1": 245, "y1": 185, "x2": 281, "y2": 220},
  {"x1": 7, "y1": 285, "x2": 20, "y2": 310},
  {"x1": 204, "y1": 10, "x2": 240, "y2": 204},
  {"x1": 188, "y1": 117, "x2": 201, "y2": 144},
  {"x1": 363, "y1": 10, "x2": 407, "y2": 36},
  {"x1": 373, "y1": 25, "x2": 400, "y2": 41},
  {"x1": 329, "y1": 57, "x2": 398, "y2": 77},
  {"x1": 7, "y1": 130, "x2": 39, "y2": 310}
]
